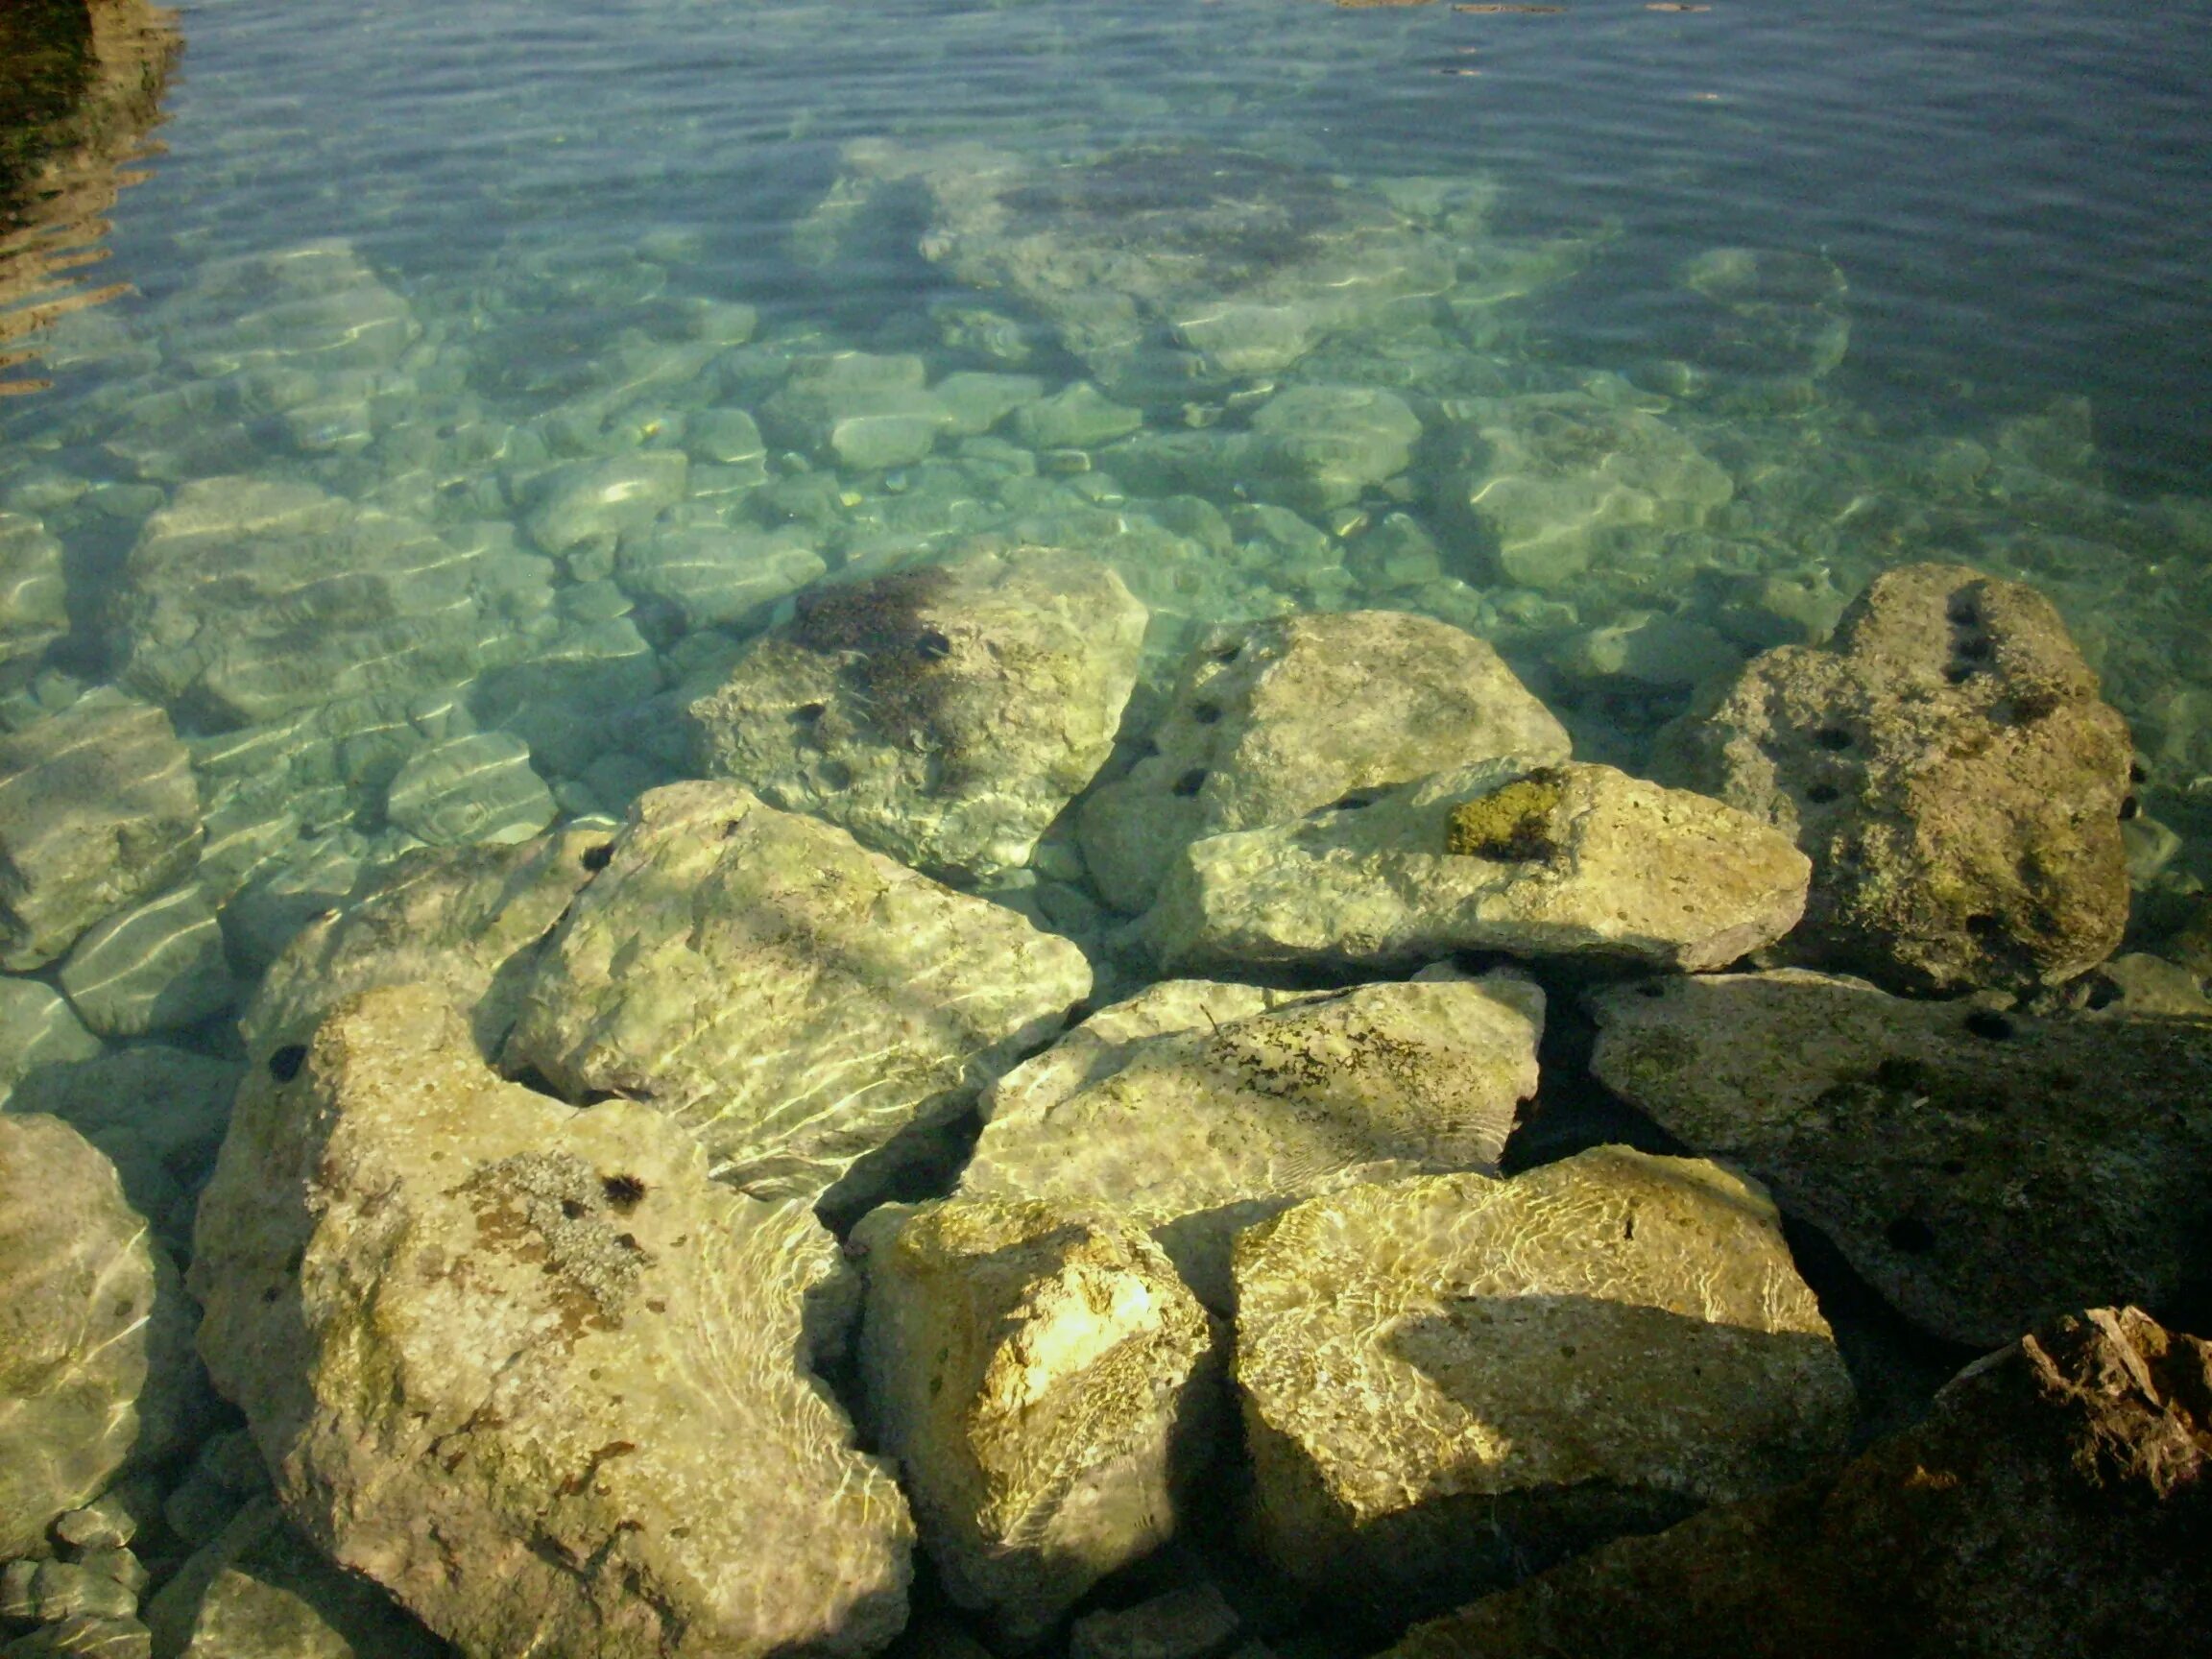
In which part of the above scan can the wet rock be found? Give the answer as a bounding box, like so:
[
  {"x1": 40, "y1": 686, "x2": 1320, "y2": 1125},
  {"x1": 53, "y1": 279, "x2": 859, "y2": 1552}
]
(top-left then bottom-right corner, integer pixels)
[
  {"x1": 1143, "y1": 759, "x2": 1809, "y2": 976},
  {"x1": 381, "y1": 731, "x2": 555, "y2": 848},
  {"x1": 0, "y1": 1115, "x2": 195, "y2": 1559},
  {"x1": 1668, "y1": 246, "x2": 1851, "y2": 387},
  {"x1": 0, "y1": 976, "x2": 103, "y2": 1103},
  {"x1": 1659, "y1": 563, "x2": 2133, "y2": 992},
  {"x1": 853, "y1": 1198, "x2": 1221, "y2": 1643},
  {"x1": 143, "y1": 1496, "x2": 445, "y2": 1659},
  {"x1": 176, "y1": 240, "x2": 418, "y2": 377},
  {"x1": 1238, "y1": 384, "x2": 1423, "y2": 514},
  {"x1": 3, "y1": 1614, "x2": 154, "y2": 1657},
  {"x1": 963, "y1": 971, "x2": 1544, "y2": 1310},
  {"x1": 1235, "y1": 1148, "x2": 1854, "y2": 1620},
  {"x1": 0, "y1": 512, "x2": 68, "y2": 690},
  {"x1": 1068, "y1": 1583, "x2": 1242, "y2": 1659},
  {"x1": 502, "y1": 782, "x2": 1091, "y2": 1201},
  {"x1": 936, "y1": 372, "x2": 1046, "y2": 437},
  {"x1": 189, "y1": 984, "x2": 914, "y2": 1659},
  {"x1": 1012, "y1": 381, "x2": 1143, "y2": 451},
  {"x1": 615, "y1": 522, "x2": 826, "y2": 633},
  {"x1": 522, "y1": 450, "x2": 689, "y2": 561},
  {"x1": 762, "y1": 352, "x2": 953, "y2": 471},
  {"x1": 690, "y1": 549, "x2": 1147, "y2": 884},
  {"x1": 0, "y1": 694, "x2": 201, "y2": 971},
  {"x1": 1445, "y1": 392, "x2": 1732, "y2": 590},
  {"x1": 1078, "y1": 611, "x2": 1570, "y2": 915},
  {"x1": 12, "y1": 1561, "x2": 138, "y2": 1623},
  {"x1": 1588, "y1": 968, "x2": 2212, "y2": 1347},
  {"x1": 1556, "y1": 612, "x2": 1741, "y2": 690},
  {"x1": 58, "y1": 883, "x2": 235, "y2": 1037},
  {"x1": 1382, "y1": 1306, "x2": 2212, "y2": 1659}
]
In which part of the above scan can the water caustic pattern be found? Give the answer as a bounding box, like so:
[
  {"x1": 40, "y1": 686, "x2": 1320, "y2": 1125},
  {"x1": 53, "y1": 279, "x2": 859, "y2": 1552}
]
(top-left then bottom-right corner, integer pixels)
[{"x1": 0, "y1": 0, "x2": 2210, "y2": 1653}]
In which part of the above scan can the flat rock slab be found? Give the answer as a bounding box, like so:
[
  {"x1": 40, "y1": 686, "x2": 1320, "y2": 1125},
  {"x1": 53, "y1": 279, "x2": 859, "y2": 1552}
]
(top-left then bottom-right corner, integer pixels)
[
  {"x1": 1233, "y1": 1147, "x2": 1854, "y2": 1620},
  {"x1": 854, "y1": 1199, "x2": 1221, "y2": 1644},
  {"x1": 503, "y1": 782, "x2": 1092, "y2": 1200},
  {"x1": 1079, "y1": 610, "x2": 1570, "y2": 915},
  {"x1": 964, "y1": 971, "x2": 1544, "y2": 1310},
  {"x1": 0, "y1": 694, "x2": 202, "y2": 971},
  {"x1": 691, "y1": 549, "x2": 1146, "y2": 885},
  {"x1": 1383, "y1": 1307, "x2": 2212, "y2": 1659},
  {"x1": 189, "y1": 984, "x2": 914, "y2": 1659},
  {"x1": 1660, "y1": 563, "x2": 2132, "y2": 993},
  {"x1": 1142, "y1": 759, "x2": 1809, "y2": 975},
  {"x1": 1588, "y1": 969, "x2": 2212, "y2": 1347},
  {"x1": 1, "y1": 1114, "x2": 196, "y2": 1559}
]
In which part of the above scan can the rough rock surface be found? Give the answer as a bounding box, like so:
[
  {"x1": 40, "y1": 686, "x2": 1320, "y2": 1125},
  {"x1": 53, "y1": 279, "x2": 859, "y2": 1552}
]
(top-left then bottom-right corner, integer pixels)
[
  {"x1": 963, "y1": 971, "x2": 1544, "y2": 1310},
  {"x1": 0, "y1": 694, "x2": 202, "y2": 970},
  {"x1": 381, "y1": 732, "x2": 556, "y2": 848},
  {"x1": 1233, "y1": 1148, "x2": 1854, "y2": 1620},
  {"x1": 853, "y1": 1199, "x2": 1220, "y2": 1643},
  {"x1": 1382, "y1": 1307, "x2": 2211, "y2": 1659},
  {"x1": 1079, "y1": 611, "x2": 1571, "y2": 915},
  {"x1": 189, "y1": 985, "x2": 913, "y2": 1659},
  {"x1": 1588, "y1": 969, "x2": 2212, "y2": 1347},
  {"x1": 1659, "y1": 563, "x2": 2132, "y2": 992},
  {"x1": 1, "y1": 1114, "x2": 196, "y2": 1559},
  {"x1": 1143, "y1": 759, "x2": 1808, "y2": 975},
  {"x1": 691, "y1": 550, "x2": 1147, "y2": 885},
  {"x1": 503, "y1": 782, "x2": 1091, "y2": 1200}
]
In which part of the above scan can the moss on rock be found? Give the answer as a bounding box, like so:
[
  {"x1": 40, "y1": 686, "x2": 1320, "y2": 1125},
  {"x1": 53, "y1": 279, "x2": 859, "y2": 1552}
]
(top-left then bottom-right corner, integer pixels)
[{"x1": 1445, "y1": 769, "x2": 1565, "y2": 860}]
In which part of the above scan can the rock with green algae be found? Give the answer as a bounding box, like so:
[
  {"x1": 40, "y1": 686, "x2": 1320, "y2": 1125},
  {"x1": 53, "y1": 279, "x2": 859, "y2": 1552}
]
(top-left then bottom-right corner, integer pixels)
[
  {"x1": 1078, "y1": 609, "x2": 1571, "y2": 915},
  {"x1": 852, "y1": 1198, "x2": 1222, "y2": 1646},
  {"x1": 960, "y1": 969, "x2": 1544, "y2": 1310},
  {"x1": 689, "y1": 548, "x2": 1147, "y2": 885},
  {"x1": 500, "y1": 781, "x2": 1092, "y2": 1202},
  {"x1": 188, "y1": 984, "x2": 914, "y2": 1659},
  {"x1": 1657, "y1": 562, "x2": 2132, "y2": 994},
  {"x1": 1234, "y1": 1147, "x2": 1854, "y2": 1624},
  {"x1": 1142, "y1": 758, "x2": 1808, "y2": 975},
  {"x1": 1588, "y1": 968, "x2": 2212, "y2": 1348},
  {"x1": 0, "y1": 1113, "x2": 198, "y2": 1560},
  {"x1": 1380, "y1": 1306, "x2": 2211, "y2": 1659}
]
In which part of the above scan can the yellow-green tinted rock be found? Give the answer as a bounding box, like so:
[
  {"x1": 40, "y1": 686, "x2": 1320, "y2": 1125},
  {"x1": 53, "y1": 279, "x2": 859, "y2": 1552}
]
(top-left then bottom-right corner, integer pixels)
[
  {"x1": 1, "y1": 1114, "x2": 196, "y2": 1559},
  {"x1": 0, "y1": 974, "x2": 102, "y2": 1104},
  {"x1": 189, "y1": 985, "x2": 913, "y2": 1659},
  {"x1": 854, "y1": 1199, "x2": 1221, "y2": 1643},
  {"x1": 382, "y1": 731, "x2": 555, "y2": 848},
  {"x1": 59, "y1": 881, "x2": 235, "y2": 1036},
  {"x1": 1145, "y1": 759, "x2": 1809, "y2": 975},
  {"x1": 503, "y1": 782, "x2": 1091, "y2": 1200},
  {"x1": 1234, "y1": 1148, "x2": 1854, "y2": 1618}
]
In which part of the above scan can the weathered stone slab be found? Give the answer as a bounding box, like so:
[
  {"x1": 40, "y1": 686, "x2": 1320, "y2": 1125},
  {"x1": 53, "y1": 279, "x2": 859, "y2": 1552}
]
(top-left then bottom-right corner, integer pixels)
[
  {"x1": 503, "y1": 782, "x2": 1091, "y2": 1200},
  {"x1": 189, "y1": 985, "x2": 914, "y2": 1659},
  {"x1": 0, "y1": 975, "x2": 103, "y2": 1105},
  {"x1": 854, "y1": 1199, "x2": 1220, "y2": 1643},
  {"x1": 1588, "y1": 969, "x2": 2212, "y2": 1346},
  {"x1": 1143, "y1": 759, "x2": 1809, "y2": 975},
  {"x1": 1234, "y1": 1148, "x2": 1854, "y2": 1619}
]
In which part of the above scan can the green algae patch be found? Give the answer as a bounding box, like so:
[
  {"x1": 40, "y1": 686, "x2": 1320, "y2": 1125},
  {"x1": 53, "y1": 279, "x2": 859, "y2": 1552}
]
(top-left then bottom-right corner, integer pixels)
[{"x1": 1445, "y1": 770, "x2": 1565, "y2": 861}]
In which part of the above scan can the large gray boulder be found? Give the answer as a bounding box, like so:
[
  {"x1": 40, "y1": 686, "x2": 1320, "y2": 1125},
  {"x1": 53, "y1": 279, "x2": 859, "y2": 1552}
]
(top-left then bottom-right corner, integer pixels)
[
  {"x1": 1658, "y1": 563, "x2": 2133, "y2": 993},
  {"x1": 1234, "y1": 1148, "x2": 1854, "y2": 1620},
  {"x1": 1, "y1": 1115, "x2": 197, "y2": 1559},
  {"x1": 1383, "y1": 1307, "x2": 2211, "y2": 1659},
  {"x1": 1142, "y1": 759, "x2": 1809, "y2": 975},
  {"x1": 0, "y1": 694, "x2": 202, "y2": 970},
  {"x1": 962, "y1": 970, "x2": 1544, "y2": 1309},
  {"x1": 189, "y1": 984, "x2": 914, "y2": 1659},
  {"x1": 1079, "y1": 611, "x2": 1571, "y2": 915},
  {"x1": 691, "y1": 550, "x2": 1147, "y2": 885},
  {"x1": 503, "y1": 782, "x2": 1092, "y2": 1201},
  {"x1": 853, "y1": 1198, "x2": 1221, "y2": 1644},
  {"x1": 1588, "y1": 969, "x2": 2212, "y2": 1347}
]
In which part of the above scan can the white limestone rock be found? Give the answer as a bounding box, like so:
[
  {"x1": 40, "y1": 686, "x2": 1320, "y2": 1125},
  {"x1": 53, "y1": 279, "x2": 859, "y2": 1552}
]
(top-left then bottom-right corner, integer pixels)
[
  {"x1": 502, "y1": 782, "x2": 1092, "y2": 1200},
  {"x1": 0, "y1": 976, "x2": 103, "y2": 1105},
  {"x1": 1234, "y1": 1148, "x2": 1855, "y2": 1617},
  {"x1": 189, "y1": 985, "x2": 914, "y2": 1659},
  {"x1": 1142, "y1": 759, "x2": 1810, "y2": 975},
  {"x1": 854, "y1": 1199, "x2": 1221, "y2": 1643}
]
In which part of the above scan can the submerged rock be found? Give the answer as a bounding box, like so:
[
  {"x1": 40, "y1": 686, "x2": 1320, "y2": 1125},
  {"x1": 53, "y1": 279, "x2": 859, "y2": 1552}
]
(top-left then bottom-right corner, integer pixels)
[
  {"x1": 0, "y1": 693, "x2": 202, "y2": 971},
  {"x1": 1, "y1": 1114, "x2": 197, "y2": 1559},
  {"x1": 690, "y1": 549, "x2": 1147, "y2": 885},
  {"x1": 963, "y1": 970, "x2": 1544, "y2": 1309},
  {"x1": 1079, "y1": 610, "x2": 1571, "y2": 915},
  {"x1": 761, "y1": 351, "x2": 954, "y2": 471},
  {"x1": 381, "y1": 731, "x2": 556, "y2": 847},
  {"x1": 1143, "y1": 758, "x2": 1808, "y2": 975},
  {"x1": 1383, "y1": 1306, "x2": 2211, "y2": 1659},
  {"x1": 854, "y1": 1199, "x2": 1221, "y2": 1644},
  {"x1": 615, "y1": 522, "x2": 826, "y2": 634},
  {"x1": 503, "y1": 782, "x2": 1091, "y2": 1200},
  {"x1": 0, "y1": 511, "x2": 68, "y2": 690},
  {"x1": 190, "y1": 984, "x2": 914, "y2": 1659},
  {"x1": 1588, "y1": 969, "x2": 2212, "y2": 1347},
  {"x1": 1236, "y1": 1148, "x2": 1853, "y2": 1620},
  {"x1": 1659, "y1": 563, "x2": 2132, "y2": 993},
  {"x1": 58, "y1": 881, "x2": 235, "y2": 1036}
]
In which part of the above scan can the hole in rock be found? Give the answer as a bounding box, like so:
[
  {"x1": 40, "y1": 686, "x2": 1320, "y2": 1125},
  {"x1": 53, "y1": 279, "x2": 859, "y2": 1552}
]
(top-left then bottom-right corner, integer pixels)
[
  {"x1": 1885, "y1": 1215, "x2": 1937, "y2": 1254},
  {"x1": 914, "y1": 629, "x2": 952, "y2": 661},
  {"x1": 1805, "y1": 782, "x2": 1842, "y2": 805},
  {"x1": 601, "y1": 1173, "x2": 647, "y2": 1212},
  {"x1": 795, "y1": 701, "x2": 828, "y2": 722},
  {"x1": 1963, "y1": 913, "x2": 2001, "y2": 940},
  {"x1": 1812, "y1": 727, "x2": 1853, "y2": 751},
  {"x1": 1946, "y1": 594, "x2": 1982, "y2": 627},
  {"x1": 2130, "y1": 759, "x2": 2149, "y2": 783},
  {"x1": 1191, "y1": 702, "x2": 1223, "y2": 725},
  {"x1": 1944, "y1": 663, "x2": 1977, "y2": 685},
  {"x1": 1171, "y1": 768, "x2": 1209, "y2": 798},
  {"x1": 560, "y1": 1198, "x2": 589, "y2": 1220},
  {"x1": 2084, "y1": 981, "x2": 2121, "y2": 1011},
  {"x1": 268, "y1": 1045, "x2": 308, "y2": 1083},
  {"x1": 1962, "y1": 1010, "x2": 2014, "y2": 1041},
  {"x1": 1939, "y1": 1158, "x2": 1968, "y2": 1176},
  {"x1": 2119, "y1": 795, "x2": 2139, "y2": 821},
  {"x1": 1954, "y1": 634, "x2": 1993, "y2": 661},
  {"x1": 582, "y1": 842, "x2": 614, "y2": 872}
]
